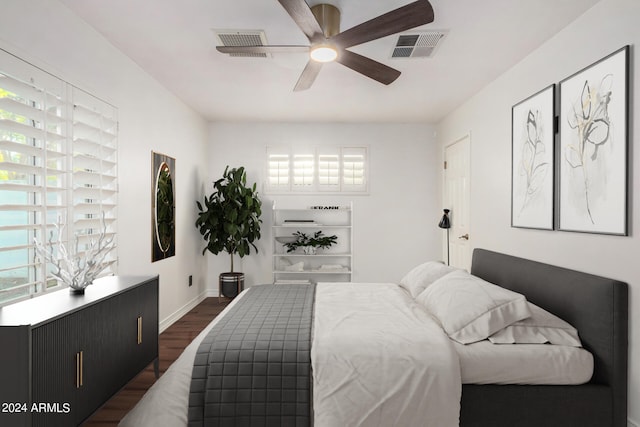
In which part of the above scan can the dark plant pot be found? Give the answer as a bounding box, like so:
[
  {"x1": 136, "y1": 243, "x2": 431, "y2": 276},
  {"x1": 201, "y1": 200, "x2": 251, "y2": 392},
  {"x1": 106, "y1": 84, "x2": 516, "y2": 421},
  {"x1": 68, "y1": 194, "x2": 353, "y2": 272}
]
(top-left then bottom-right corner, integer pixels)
[{"x1": 219, "y1": 272, "x2": 244, "y2": 298}]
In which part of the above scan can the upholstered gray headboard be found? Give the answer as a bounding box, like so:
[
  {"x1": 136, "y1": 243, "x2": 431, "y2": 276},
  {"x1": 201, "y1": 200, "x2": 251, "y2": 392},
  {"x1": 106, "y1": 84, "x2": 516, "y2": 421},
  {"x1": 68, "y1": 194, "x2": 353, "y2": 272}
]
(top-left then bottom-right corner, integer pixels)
[{"x1": 470, "y1": 248, "x2": 628, "y2": 427}]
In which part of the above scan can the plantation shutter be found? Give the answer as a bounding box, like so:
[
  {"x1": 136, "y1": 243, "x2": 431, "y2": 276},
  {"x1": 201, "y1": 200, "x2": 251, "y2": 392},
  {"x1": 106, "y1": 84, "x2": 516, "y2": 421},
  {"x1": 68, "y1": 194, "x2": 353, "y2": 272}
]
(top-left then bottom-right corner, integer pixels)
[
  {"x1": 342, "y1": 147, "x2": 367, "y2": 192},
  {"x1": 292, "y1": 151, "x2": 314, "y2": 190},
  {"x1": 0, "y1": 51, "x2": 68, "y2": 303},
  {"x1": 266, "y1": 146, "x2": 290, "y2": 191},
  {"x1": 0, "y1": 49, "x2": 118, "y2": 306},
  {"x1": 70, "y1": 87, "x2": 118, "y2": 275},
  {"x1": 265, "y1": 145, "x2": 368, "y2": 193},
  {"x1": 317, "y1": 148, "x2": 340, "y2": 191}
]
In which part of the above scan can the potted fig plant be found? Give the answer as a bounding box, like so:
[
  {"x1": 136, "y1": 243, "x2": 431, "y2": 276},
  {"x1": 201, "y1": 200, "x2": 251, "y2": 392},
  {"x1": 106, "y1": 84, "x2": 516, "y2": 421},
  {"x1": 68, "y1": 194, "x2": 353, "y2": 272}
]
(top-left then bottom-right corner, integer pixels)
[{"x1": 195, "y1": 166, "x2": 262, "y2": 299}]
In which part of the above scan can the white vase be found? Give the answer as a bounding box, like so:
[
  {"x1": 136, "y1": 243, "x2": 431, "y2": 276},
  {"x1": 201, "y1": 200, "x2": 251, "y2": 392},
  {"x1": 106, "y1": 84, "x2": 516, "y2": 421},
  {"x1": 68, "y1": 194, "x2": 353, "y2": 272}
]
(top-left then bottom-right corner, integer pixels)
[{"x1": 302, "y1": 246, "x2": 317, "y2": 255}]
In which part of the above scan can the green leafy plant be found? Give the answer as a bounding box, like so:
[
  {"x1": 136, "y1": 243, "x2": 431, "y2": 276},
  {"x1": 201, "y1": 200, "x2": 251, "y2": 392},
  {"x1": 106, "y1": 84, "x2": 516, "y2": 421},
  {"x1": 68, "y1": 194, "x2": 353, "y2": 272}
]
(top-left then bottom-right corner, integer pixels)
[
  {"x1": 195, "y1": 166, "x2": 262, "y2": 271},
  {"x1": 155, "y1": 165, "x2": 174, "y2": 253},
  {"x1": 284, "y1": 230, "x2": 337, "y2": 253}
]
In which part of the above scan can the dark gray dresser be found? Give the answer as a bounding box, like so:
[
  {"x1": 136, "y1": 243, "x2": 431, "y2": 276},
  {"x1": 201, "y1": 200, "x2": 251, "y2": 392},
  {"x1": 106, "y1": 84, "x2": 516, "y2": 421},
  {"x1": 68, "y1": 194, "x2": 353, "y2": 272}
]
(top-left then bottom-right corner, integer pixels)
[{"x1": 0, "y1": 275, "x2": 159, "y2": 427}]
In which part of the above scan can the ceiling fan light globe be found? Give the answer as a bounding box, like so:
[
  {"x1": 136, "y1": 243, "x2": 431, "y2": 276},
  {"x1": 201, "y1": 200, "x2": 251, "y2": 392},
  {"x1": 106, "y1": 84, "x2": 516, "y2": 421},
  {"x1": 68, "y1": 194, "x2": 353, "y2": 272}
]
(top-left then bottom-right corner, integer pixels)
[{"x1": 310, "y1": 45, "x2": 338, "y2": 62}]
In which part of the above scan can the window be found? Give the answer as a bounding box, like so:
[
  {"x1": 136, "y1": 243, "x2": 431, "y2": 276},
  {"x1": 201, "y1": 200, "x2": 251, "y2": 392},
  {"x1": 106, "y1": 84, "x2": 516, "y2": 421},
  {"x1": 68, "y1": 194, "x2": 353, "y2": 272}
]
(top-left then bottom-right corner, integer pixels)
[
  {"x1": 267, "y1": 148, "x2": 290, "y2": 191},
  {"x1": 265, "y1": 146, "x2": 367, "y2": 194},
  {"x1": 341, "y1": 147, "x2": 367, "y2": 192},
  {"x1": 292, "y1": 153, "x2": 314, "y2": 189},
  {"x1": 317, "y1": 148, "x2": 340, "y2": 191},
  {"x1": 0, "y1": 49, "x2": 118, "y2": 306}
]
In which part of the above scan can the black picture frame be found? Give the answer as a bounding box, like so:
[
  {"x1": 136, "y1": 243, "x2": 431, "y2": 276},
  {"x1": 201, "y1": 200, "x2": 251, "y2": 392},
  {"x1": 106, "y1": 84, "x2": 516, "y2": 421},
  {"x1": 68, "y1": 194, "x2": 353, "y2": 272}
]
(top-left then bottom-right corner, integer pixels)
[
  {"x1": 558, "y1": 45, "x2": 629, "y2": 235},
  {"x1": 511, "y1": 84, "x2": 556, "y2": 230}
]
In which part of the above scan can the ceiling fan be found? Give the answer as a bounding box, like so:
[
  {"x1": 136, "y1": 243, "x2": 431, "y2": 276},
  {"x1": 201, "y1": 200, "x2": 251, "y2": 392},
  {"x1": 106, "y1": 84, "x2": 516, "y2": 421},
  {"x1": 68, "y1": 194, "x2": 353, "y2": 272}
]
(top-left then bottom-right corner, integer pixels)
[{"x1": 216, "y1": 0, "x2": 435, "y2": 91}]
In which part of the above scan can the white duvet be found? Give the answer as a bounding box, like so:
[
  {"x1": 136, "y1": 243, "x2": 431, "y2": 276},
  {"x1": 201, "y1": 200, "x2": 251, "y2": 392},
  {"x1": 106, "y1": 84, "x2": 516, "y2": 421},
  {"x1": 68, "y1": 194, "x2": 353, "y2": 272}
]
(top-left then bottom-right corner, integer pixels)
[
  {"x1": 312, "y1": 283, "x2": 461, "y2": 427},
  {"x1": 123, "y1": 282, "x2": 591, "y2": 427}
]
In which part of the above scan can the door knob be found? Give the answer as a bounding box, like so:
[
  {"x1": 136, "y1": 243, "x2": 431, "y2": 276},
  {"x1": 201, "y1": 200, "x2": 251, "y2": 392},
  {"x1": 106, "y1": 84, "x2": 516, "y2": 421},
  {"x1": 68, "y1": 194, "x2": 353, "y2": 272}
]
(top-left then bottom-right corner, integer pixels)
[{"x1": 458, "y1": 234, "x2": 469, "y2": 240}]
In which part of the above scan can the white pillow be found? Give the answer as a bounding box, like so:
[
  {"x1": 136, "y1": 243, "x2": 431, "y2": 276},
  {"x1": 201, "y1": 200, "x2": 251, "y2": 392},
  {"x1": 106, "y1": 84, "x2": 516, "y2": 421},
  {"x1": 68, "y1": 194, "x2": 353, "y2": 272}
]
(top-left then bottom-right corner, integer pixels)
[
  {"x1": 488, "y1": 303, "x2": 582, "y2": 346},
  {"x1": 399, "y1": 261, "x2": 458, "y2": 298},
  {"x1": 416, "y1": 270, "x2": 531, "y2": 344}
]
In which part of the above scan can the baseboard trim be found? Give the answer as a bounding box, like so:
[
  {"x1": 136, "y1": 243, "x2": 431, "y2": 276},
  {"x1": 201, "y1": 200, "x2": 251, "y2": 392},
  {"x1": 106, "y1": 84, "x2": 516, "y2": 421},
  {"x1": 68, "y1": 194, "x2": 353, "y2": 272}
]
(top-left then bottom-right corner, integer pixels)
[{"x1": 159, "y1": 292, "x2": 207, "y2": 333}]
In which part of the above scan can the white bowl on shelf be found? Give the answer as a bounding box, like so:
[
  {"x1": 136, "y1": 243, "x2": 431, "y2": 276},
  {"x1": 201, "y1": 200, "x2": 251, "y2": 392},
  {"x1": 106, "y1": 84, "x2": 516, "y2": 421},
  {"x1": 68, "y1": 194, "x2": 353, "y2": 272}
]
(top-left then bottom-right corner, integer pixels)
[{"x1": 275, "y1": 236, "x2": 297, "y2": 244}]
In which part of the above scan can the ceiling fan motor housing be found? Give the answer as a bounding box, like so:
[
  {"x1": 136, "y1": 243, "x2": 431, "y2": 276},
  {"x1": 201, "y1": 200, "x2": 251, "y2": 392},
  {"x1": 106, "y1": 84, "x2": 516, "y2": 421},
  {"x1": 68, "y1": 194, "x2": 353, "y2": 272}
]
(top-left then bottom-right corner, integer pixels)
[{"x1": 311, "y1": 4, "x2": 340, "y2": 37}]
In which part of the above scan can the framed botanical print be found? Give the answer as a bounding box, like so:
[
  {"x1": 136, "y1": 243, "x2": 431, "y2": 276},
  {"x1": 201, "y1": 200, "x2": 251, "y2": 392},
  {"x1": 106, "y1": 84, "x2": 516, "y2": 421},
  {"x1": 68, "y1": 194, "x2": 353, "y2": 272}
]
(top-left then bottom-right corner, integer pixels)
[
  {"x1": 558, "y1": 46, "x2": 629, "y2": 235},
  {"x1": 511, "y1": 84, "x2": 555, "y2": 230}
]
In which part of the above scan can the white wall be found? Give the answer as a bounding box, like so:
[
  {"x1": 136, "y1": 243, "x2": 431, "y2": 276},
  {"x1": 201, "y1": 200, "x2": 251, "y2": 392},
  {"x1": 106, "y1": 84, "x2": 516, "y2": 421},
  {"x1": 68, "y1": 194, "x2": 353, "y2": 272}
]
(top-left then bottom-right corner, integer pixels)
[
  {"x1": 437, "y1": 0, "x2": 639, "y2": 423},
  {"x1": 205, "y1": 122, "x2": 441, "y2": 289},
  {"x1": 0, "y1": 0, "x2": 210, "y2": 329}
]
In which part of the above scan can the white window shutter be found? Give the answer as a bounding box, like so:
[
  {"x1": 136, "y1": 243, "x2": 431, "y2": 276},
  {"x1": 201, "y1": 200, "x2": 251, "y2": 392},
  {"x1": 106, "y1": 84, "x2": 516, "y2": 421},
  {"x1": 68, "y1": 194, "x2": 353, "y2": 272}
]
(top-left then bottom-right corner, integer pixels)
[
  {"x1": 342, "y1": 147, "x2": 367, "y2": 192},
  {"x1": 70, "y1": 87, "x2": 118, "y2": 276},
  {"x1": 292, "y1": 152, "x2": 314, "y2": 190},
  {"x1": 0, "y1": 50, "x2": 118, "y2": 305},
  {"x1": 317, "y1": 148, "x2": 340, "y2": 191},
  {"x1": 266, "y1": 146, "x2": 291, "y2": 192},
  {"x1": 265, "y1": 145, "x2": 368, "y2": 194},
  {"x1": 0, "y1": 52, "x2": 67, "y2": 303}
]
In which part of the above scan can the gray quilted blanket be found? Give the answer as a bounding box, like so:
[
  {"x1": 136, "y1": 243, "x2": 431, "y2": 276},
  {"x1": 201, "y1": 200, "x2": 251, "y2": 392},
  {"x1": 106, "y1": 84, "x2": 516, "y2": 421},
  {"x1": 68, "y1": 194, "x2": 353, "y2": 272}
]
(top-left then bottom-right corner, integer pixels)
[{"x1": 188, "y1": 284, "x2": 315, "y2": 427}]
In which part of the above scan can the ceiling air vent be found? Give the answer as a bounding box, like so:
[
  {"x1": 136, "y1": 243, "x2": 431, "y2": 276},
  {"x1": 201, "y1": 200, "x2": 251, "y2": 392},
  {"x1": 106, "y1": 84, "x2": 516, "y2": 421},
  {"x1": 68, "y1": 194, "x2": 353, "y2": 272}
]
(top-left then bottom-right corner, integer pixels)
[
  {"x1": 391, "y1": 30, "x2": 448, "y2": 59},
  {"x1": 213, "y1": 30, "x2": 269, "y2": 58}
]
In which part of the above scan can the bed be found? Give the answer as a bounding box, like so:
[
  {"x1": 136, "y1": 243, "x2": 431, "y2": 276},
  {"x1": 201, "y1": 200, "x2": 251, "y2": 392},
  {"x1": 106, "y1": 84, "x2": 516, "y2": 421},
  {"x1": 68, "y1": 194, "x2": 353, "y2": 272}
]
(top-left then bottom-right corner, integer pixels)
[
  {"x1": 120, "y1": 248, "x2": 628, "y2": 427},
  {"x1": 462, "y1": 249, "x2": 628, "y2": 427}
]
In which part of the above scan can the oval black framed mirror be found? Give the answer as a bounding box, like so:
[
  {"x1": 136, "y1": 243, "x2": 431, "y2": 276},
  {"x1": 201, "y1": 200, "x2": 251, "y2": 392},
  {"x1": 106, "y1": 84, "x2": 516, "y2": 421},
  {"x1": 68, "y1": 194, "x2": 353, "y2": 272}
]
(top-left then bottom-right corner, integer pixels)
[{"x1": 152, "y1": 152, "x2": 175, "y2": 261}]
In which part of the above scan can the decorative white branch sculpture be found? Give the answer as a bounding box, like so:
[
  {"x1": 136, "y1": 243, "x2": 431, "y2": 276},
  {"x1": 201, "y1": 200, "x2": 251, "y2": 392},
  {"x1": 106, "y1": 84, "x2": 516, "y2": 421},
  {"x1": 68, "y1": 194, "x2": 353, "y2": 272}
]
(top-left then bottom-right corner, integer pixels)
[{"x1": 34, "y1": 213, "x2": 115, "y2": 293}]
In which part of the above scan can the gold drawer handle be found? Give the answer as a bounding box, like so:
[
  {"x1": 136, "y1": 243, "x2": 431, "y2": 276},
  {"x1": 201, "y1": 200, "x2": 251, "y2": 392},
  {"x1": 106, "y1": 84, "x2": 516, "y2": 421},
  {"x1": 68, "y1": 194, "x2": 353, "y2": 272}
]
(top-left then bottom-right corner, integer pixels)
[
  {"x1": 137, "y1": 316, "x2": 143, "y2": 345},
  {"x1": 76, "y1": 351, "x2": 84, "y2": 388}
]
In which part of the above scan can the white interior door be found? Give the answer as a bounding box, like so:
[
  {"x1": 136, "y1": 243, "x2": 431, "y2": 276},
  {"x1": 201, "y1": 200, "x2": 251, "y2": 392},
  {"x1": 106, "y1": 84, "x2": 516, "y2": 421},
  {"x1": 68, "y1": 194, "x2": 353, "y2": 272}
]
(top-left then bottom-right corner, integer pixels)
[{"x1": 444, "y1": 134, "x2": 471, "y2": 270}]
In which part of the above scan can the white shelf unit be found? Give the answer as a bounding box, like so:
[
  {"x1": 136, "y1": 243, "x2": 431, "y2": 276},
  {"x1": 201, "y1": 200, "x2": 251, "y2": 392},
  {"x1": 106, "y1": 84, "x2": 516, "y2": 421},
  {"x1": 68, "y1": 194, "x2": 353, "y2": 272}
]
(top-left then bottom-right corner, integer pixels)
[{"x1": 272, "y1": 202, "x2": 353, "y2": 285}]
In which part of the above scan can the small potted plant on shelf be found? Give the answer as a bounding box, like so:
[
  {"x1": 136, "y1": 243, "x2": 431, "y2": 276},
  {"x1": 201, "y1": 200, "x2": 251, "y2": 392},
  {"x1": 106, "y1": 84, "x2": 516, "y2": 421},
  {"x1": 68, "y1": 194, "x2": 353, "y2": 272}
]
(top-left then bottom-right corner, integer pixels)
[
  {"x1": 195, "y1": 166, "x2": 262, "y2": 299},
  {"x1": 283, "y1": 230, "x2": 337, "y2": 255}
]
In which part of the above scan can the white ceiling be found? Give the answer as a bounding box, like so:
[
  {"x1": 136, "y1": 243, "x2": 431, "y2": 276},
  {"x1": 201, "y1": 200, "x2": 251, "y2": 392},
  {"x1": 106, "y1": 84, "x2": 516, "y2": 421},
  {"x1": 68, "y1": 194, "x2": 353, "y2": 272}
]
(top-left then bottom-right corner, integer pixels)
[{"x1": 59, "y1": 0, "x2": 599, "y2": 123}]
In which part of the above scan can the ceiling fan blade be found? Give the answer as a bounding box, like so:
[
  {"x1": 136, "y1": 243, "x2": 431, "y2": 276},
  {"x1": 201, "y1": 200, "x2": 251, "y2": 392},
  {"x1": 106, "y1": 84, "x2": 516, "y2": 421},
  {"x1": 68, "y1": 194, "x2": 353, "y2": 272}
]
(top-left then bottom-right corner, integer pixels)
[
  {"x1": 293, "y1": 60, "x2": 322, "y2": 91},
  {"x1": 216, "y1": 45, "x2": 309, "y2": 55},
  {"x1": 336, "y1": 50, "x2": 401, "y2": 85},
  {"x1": 277, "y1": 0, "x2": 325, "y2": 42},
  {"x1": 331, "y1": 0, "x2": 434, "y2": 49}
]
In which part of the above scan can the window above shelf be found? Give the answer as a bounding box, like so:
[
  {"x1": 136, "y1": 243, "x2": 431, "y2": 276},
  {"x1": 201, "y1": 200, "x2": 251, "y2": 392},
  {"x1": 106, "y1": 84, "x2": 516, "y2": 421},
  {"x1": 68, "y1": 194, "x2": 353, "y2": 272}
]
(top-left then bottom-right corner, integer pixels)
[{"x1": 265, "y1": 146, "x2": 368, "y2": 194}]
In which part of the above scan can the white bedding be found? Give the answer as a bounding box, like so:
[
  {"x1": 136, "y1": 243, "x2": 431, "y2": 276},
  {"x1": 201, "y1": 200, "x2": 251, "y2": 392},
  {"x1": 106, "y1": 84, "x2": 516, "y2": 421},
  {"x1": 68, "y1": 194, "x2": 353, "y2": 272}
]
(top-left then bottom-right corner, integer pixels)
[
  {"x1": 120, "y1": 282, "x2": 592, "y2": 427},
  {"x1": 312, "y1": 283, "x2": 461, "y2": 426},
  {"x1": 454, "y1": 339, "x2": 594, "y2": 385}
]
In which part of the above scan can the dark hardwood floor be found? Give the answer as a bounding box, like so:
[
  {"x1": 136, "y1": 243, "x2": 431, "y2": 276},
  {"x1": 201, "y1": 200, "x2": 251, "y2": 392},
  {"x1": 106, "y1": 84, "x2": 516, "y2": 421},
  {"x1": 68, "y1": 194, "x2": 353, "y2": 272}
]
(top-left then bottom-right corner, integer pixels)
[{"x1": 82, "y1": 297, "x2": 229, "y2": 426}]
